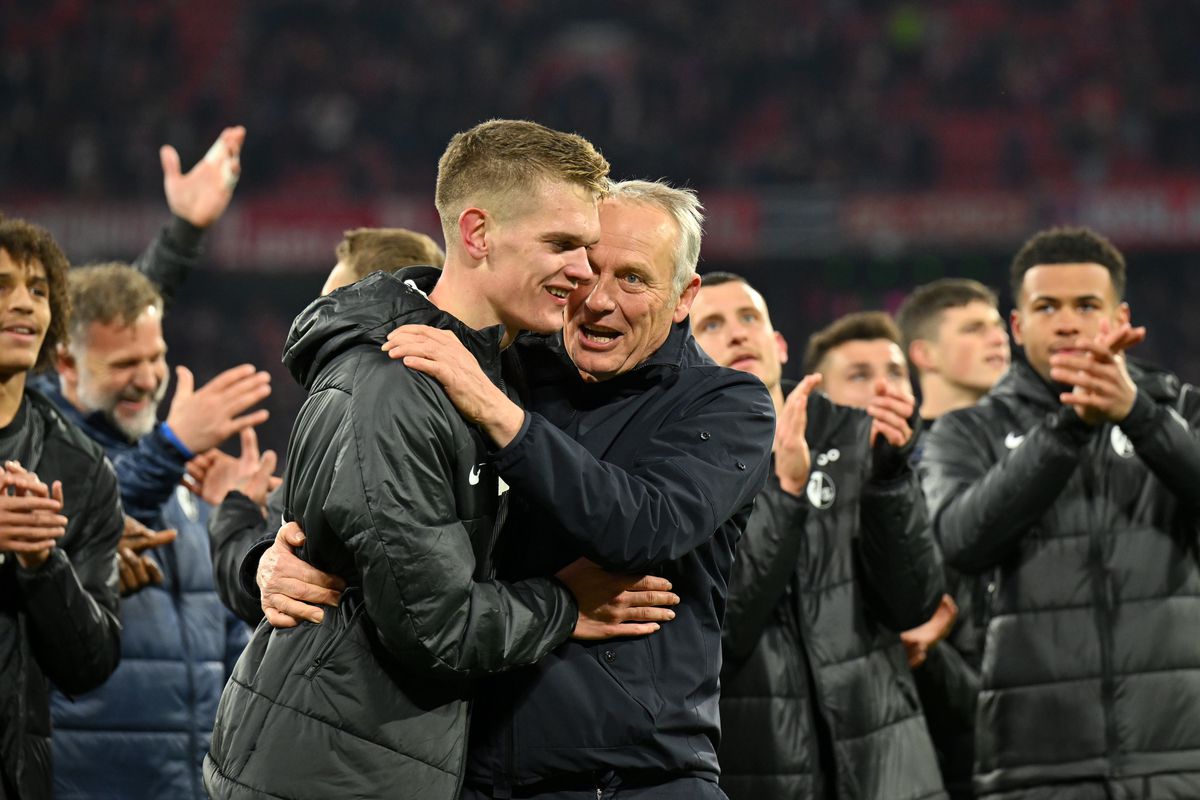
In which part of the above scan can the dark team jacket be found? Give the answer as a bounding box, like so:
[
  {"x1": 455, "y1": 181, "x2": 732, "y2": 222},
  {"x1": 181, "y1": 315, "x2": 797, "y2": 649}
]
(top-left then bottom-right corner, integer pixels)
[
  {"x1": 203, "y1": 268, "x2": 578, "y2": 800},
  {"x1": 920, "y1": 359, "x2": 1200, "y2": 798},
  {"x1": 464, "y1": 320, "x2": 775, "y2": 792},
  {"x1": 718, "y1": 387, "x2": 947, "y2": 800},
  {"x1": 0, "y1": 391, "x2": 123, "y2": 800},
  {"x1": 911, "y1": 424, "x2": 985, "y2": 800}
]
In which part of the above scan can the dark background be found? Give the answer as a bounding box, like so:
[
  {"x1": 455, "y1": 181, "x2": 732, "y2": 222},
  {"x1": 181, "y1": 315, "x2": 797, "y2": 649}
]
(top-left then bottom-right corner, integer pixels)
[{"x1": 4, "y1": 0, "x2": 1199, "y2": 459}]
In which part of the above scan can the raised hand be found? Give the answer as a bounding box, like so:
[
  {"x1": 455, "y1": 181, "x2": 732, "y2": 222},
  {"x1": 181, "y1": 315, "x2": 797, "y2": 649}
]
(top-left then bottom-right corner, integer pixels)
[
  {"x1": 555, "y1": 557, "x2": 680, "y2": 640},
  {"x1": 867, "y1": 379, "x2": 916, "y2": 447},
  {"x1": 165, "y1": 364, "x2": 271, "y2": 455},
  {"x1": 775, "y1": 374, "x2": 822, "y2": 496},
  {"x1": 1051, "y1": 318, "x2": 1145, "y2": 426},
  {"x1": 185, "y1": 427, "x2": 280, "y2": 509},
  {"x1": 160, "y1": 125, "x2": 246, "y2": 228}
]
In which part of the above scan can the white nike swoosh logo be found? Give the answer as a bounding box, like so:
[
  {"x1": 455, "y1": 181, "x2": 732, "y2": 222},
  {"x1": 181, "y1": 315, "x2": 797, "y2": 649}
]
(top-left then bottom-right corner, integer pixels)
[
  {"x1": 469, "y1": 464, "x2": 482, "y2": 486},
  {"x1": 1004, "y1": 432, "x2": 1025, "y2": 450}
]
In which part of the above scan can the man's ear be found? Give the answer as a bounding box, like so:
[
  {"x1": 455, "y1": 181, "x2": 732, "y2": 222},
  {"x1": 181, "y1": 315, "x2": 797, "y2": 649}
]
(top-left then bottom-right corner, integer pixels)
[
  {"x1": 908, "y1": 339, "x2": 935, "y2": 373},
  {"x1": 1116, "y1": 301, "x2": 1131, "y2": 326},
  {"x1": 55, "y1": 343, "x2": 78, "y2": 386},
  {"x1": 1009, "y1": 308, "x2": 1025, "y2": 347},
  {"x1": 672, "y1": 275, "x2": 702, "y2": 324},
  {"x1": 775, "y1": 331, "x2": 789, "y2": 366},
  {"x1": 457, "y1": 208, "x2": 490, "y2": 262}
]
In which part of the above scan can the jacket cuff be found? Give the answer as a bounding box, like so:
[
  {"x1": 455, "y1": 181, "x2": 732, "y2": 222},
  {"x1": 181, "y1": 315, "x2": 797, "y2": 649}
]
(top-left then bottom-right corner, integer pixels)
[
  {"x1": 238, "y1": 536, "x2": 274, "y2": 600},
  {"x1": 490, "y1": 411, "x2": 534, "y2": 463},
  {"x1": 15, "y1": 545, "x2": 69, "y2": 582},
  {"x1": 1117, "y1": 389, "x2": 1160, "y2": 441},
  {"x1": 1045, "y1": 405, "x2": 1094, "y2": 448},
  {"x1": 166, "y1": 214, "x2": 206, "y2": 253},
  {"x1": 148, "y1": 423, "x2": 192, "y2": 468}
]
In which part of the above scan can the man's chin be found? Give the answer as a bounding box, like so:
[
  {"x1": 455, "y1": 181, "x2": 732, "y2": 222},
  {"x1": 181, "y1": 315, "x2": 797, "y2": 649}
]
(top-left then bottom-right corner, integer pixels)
[{"x1": 109, "y1": 409, "x2": 159, "y2": 442}]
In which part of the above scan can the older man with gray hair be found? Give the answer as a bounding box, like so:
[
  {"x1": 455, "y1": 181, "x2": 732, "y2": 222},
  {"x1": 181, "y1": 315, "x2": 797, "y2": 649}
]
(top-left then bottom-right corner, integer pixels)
[{"x1": 257, "y1": 179, "x2": 776, "y2": 798}]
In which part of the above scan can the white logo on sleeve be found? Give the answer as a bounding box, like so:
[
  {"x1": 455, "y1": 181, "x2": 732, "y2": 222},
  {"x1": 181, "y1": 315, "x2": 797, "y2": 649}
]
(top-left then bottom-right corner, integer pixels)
[
  {"x1": 1004, "y1": 432, "x2": 1025, "y2": 450},
  {"x1": 1110, "y1": 427, "x2": 1135, "y2": 458},
  {"x1": 806, "y1": 471, "x2": 836, "y2": 509},
  {"x1": 469, "y1": 464, "x2": 483, "y2": 486}
]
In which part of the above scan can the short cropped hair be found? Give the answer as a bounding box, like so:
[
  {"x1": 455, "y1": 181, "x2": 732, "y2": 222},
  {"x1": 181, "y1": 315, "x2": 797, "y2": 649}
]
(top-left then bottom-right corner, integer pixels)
[
  {"x1": 1011, "y1": 226, "x2": 1126, "y2": 301},
  {"x1": 896, "y1": 278, "x2": 999, "y2": 348},
  {"x1": 66, "y1": 264, "x2": 163, "y2": 347},
  {"x1": 0, "y1": 217, "x2": 72, "y2": 371},
  {"x1": 335, "y1": 228, "x2": 445, "y2": 281},
  {"x1": 803, "y1": 311, "x2": 902, "y2": 373},
  {"x1": 699, "y1": 271, "x2": 748, "y2": 289},
  {"x1": 435, "y1": 119, "x2": 611, "y2": 244},
  {"x1": 608, "y1": 180, "x2": 705, "y2": 299}
]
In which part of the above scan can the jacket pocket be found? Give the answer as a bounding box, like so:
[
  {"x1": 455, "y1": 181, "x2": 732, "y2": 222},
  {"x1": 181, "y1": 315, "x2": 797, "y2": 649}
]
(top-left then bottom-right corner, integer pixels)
[
  {"x1": 304, "y1": 588, "x2": 366, "y2": 679},
  {"x1": 595, "y1": 639, "x2": 665, "y2": 720}
]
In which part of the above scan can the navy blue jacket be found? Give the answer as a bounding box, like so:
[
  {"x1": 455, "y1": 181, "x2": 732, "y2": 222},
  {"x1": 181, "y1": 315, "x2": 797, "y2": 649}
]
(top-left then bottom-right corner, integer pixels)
[
  {"x1": 35, "y1": 382, "x2": 249, "y2": 800},
  {"x1": 465, "y1": 320, "x2": 775, "y2": 792}
]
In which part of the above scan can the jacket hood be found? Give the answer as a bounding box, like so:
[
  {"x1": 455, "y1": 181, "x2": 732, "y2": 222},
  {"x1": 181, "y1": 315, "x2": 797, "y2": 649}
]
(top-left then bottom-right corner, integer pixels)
[{"x1": 283, "y1": 266, "x2": 506, "y2": 390}]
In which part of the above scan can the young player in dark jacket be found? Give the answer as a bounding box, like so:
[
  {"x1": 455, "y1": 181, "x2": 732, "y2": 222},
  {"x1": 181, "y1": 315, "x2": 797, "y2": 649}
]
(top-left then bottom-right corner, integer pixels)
[{"x1": 921, "y1": 226, "x2": 1200, "y2": 799}]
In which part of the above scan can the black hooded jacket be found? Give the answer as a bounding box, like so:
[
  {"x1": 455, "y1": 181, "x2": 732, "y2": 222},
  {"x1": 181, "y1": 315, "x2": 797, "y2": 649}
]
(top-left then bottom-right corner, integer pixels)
[
  {"x1": 920, "y1": 359, "x2": 1200, "y2": 798},
  {"x1": 202, "y1": 268, "x2": 578, "y2": 800},
  {"x1": 0, "y1": 390, "x2": 123, "y2": 800},
  {"x1": 718, "y1": 387, "x2": 947, "y2": 800}
]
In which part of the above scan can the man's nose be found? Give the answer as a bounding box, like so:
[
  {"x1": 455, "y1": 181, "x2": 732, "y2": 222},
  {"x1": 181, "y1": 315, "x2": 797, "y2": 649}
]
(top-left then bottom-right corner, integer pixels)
[
  {"x1": 7, "y1": 283, "x2": 35, "y2": 314},
  {"x1": 132, "y1": 362, "x2": 158, "y2": 391},
  {"x1": 584, "y1": 276, "x2": 617, "y2": 313},
  {"x1": 563, "y1": 248, "x2": 592, "y2": 286}
]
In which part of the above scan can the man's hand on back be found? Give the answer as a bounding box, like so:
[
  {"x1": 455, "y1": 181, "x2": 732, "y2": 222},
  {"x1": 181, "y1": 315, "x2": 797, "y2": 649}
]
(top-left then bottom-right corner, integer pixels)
[
  {"x1": 555, "y1": 557, "x2": 680, "y2": 640},
  {"x1": 258, "y1": 522, "x2": 346, "y2": 627}
]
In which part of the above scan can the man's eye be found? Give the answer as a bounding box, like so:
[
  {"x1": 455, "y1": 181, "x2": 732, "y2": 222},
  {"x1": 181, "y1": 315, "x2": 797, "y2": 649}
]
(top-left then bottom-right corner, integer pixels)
[
  {"x1": 623, "y1": 274, "x2": 642, "y2": 284},
  {"x1": 699, "y1": 320, "x2": 720, "y2": 333}
]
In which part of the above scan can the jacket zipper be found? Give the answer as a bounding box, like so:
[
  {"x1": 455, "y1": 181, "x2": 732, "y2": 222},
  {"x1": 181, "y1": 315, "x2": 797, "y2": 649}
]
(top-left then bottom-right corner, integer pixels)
[
  {"x1": 303, "y1": 591, "x2": 363, "y2": 678},
  {"x1": 1082, "y1": 453, "x2": 1119, "y2": 767}
]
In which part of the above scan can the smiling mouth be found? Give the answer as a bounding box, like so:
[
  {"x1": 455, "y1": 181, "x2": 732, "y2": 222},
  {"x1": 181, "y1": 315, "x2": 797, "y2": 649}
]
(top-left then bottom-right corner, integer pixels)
[
  {"x1": 546, "y1": 286, "x2": 571, "y2": 299},
  {"x1": 579, "y1": 325, "x2": 621, "y2": 345},
  {"x1": 1, "y1": 325, "x2": 39, "y2": 341}
]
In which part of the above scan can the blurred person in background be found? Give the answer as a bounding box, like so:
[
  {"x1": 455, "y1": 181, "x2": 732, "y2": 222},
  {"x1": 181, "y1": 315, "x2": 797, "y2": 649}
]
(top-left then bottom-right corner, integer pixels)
[
  {"x1": 690, "y1": 275, "x2": 947, "y2": 800},
  {"x1": 319, "y1": 226, "x2": 445, "y2": 295},
  {"x1": 895, "y1": 278, "x2": 1011, "y2": 800},
  {"x1": 39, "y1": 264, "x2": 265, "y2": 800},
  {"x1": 0, "y1": 218, "x2": 123, "y2": 800},
  {"x1": 920, "y1": 226, "x2": 1200, "y2": 800}
]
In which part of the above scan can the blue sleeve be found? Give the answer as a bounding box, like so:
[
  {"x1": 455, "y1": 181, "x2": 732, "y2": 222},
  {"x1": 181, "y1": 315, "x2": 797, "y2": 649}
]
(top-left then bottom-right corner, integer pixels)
[{"x1": 112, "y1": 424, "x2": 190, "y2": 528}]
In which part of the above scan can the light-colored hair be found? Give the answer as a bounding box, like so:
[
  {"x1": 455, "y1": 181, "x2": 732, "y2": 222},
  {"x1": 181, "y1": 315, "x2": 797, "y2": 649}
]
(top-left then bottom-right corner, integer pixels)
[
  {"x1": 335, "y1": 227, "x2": 445, "y2": 280},
  {"x1": 607, "y1": 179, "x2": 705, "y2": 299},
  {"x1": 66, "y1": 263, "x2": 163, "y2": 347},
  {"x1": 434, "y1": 119, "x2": 610, "y2": 245}
]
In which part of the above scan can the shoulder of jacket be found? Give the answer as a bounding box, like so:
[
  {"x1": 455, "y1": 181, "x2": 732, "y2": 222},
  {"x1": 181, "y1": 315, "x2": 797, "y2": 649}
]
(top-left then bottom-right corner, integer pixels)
[
  {"x1": 28, "y1": 391, "x2": 109, "y2": 469},
  {"x1": 339, "y1": 349, "x2": 461, "y2": 436}
]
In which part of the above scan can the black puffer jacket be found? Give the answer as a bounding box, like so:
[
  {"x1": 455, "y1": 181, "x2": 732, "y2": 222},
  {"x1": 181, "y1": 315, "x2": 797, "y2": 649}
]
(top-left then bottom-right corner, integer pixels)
[
  {"x1": 203, "y1": 268, "x2": 578, "y2": 800},
  {"x1": 0, "y1": 390, "x2": 123, "y2": 800},
  {"x1": 719, "y1": 390, "x2": 947, "y2": 800},
  {"x1": 921, "y1": 360, "x2": 1200, "y2": 798}
]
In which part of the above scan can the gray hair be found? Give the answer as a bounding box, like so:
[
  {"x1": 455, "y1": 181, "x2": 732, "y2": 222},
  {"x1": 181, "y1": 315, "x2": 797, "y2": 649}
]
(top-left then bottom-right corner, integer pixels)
[{"x1": 606, "y1": 179, "x2": 704, "y2": 299}]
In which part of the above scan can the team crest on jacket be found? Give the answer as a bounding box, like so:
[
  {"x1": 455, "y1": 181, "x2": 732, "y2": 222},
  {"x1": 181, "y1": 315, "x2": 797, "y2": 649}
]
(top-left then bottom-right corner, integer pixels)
[
  {"x1": 1110, "y1": 427, "x2": 1135, "y2": 458},
  {"x1": 807, "y1": 470, "x2": 836, "y2": 509}
]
